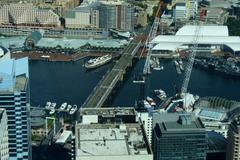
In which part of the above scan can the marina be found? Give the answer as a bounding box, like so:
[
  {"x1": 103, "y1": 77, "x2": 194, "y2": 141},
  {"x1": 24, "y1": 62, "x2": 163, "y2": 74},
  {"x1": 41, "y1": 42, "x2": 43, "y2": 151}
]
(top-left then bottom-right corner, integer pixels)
[
  {"x1": 194, "y1": 57, "x2": 240, "y2": 77},
  {"x1": 32, "y1": 102, "x2": 78, "y2": 115}
]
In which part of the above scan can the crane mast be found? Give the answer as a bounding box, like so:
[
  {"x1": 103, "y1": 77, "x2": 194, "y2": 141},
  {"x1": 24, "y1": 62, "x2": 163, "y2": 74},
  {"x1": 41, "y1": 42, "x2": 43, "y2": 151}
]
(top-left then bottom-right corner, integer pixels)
[
  {"x1": 181, "y1": 1, "x2": 201, "y2": 111},
  {"x1": 180, "y1": 25, "x2": 201, "y2": 95},
  {"x1": 143, "y1": 0, "x2": 164, "y2": 75}
]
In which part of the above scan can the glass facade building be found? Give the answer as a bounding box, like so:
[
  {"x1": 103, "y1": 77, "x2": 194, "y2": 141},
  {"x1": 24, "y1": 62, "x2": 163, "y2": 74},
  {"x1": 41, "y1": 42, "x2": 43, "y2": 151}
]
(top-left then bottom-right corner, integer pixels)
[
  {"x1": 0, "y1": 55, "x2": 31, "y2": 160},
  {"x1": 226, "y1": 116, "x2": 240, "y2": 160},
  {"x1": 0, "y1": 108, "x2": 9, "y2": 160},
  {"x1": 98, "y1": 1, "x2": 134, "y2": 31},
  {"x1": 153, "y1": 113, "x2": 206, "y2": 160}
]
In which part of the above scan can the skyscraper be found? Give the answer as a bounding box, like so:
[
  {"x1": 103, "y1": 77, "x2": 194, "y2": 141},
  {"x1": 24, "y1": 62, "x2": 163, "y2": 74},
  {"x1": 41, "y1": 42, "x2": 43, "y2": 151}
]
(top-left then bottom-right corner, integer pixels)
[
  {"x1": 173, "y1": 0, "x2": 198, "y2": 20},
  {"x1": 153, "y1": 113, "x2": 206, "y2": 160},
  {"x1": 0, "y1": 108, "x2": 9, "y2": 160},
  {"x1": 98, "y1": 0, "x2": 134, "y2": 31},
  {"x1": 0, "y1": 49, "x2": 31, "y2": 160},
  {"x1": 226, "y1": 116, "x2": 240, "y2": 160}
]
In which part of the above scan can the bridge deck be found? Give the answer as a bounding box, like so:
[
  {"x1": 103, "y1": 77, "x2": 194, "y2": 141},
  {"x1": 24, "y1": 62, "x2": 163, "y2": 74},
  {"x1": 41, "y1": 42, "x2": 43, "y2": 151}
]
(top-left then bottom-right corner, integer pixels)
[{"x1": 81, "y1": 39, "x2": 141, "y2": 108}]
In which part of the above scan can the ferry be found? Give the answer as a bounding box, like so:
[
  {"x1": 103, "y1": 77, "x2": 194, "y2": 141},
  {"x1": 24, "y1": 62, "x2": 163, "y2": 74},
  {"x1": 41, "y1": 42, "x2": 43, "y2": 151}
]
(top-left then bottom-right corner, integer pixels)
[
  {"x1": 85, "y1": 54, "x2": 112, "y2": 69},
  {"x1": 69, "y1": 105, "x2": 77, "y2": 115}
]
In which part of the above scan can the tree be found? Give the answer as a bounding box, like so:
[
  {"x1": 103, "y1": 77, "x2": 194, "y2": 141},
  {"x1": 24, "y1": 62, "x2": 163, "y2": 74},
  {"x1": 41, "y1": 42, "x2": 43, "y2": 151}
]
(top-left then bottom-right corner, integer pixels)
[{"x1": 225, "y1": 17, "x2": 240, "y2": 36}]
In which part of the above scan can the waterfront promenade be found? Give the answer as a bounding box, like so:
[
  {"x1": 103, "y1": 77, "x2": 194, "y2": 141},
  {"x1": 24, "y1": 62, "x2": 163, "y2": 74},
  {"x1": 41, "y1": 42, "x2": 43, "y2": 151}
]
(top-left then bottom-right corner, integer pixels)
[{"x1": 11, "y1": 51, "x2": 120, "y2": 62}]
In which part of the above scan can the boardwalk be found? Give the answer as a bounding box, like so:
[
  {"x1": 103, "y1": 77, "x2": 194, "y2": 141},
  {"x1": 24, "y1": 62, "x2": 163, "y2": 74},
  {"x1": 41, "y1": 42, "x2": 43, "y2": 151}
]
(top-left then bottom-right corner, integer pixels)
[{"x1": 81, "y1": 39, "x2": 141, "y2": 108}]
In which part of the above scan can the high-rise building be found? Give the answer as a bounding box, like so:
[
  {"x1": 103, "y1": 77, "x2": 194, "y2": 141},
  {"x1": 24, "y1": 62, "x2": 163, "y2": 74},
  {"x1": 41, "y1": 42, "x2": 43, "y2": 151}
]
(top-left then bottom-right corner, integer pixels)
[
  {"x1": 153, "y1": 113, "x2": 206, "y2": 160},
  {"x1": 173, "y1": 0, "x2": 198, "y2": 20},
  {"x1": 226, "y1": 116, "x2": 240, "y2": 160},
  {"x1": 98, "y1": 0, "x2": 134, "y2": 31},
  {"x1": 0, "y1": 50, "x2": 31, "y2": 160},
  {"x1": 0, "y1": 108, "x2": 9, "y2": 160},
  {"x1": 138, "y1": 112, "x2": 153, "y2": 146}
]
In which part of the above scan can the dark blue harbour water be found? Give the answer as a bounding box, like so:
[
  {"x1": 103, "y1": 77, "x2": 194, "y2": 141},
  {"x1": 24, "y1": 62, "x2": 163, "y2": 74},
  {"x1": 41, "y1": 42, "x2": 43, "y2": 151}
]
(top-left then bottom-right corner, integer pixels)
[
  {"x1": 29, "y1": 59, "x2": 113, "y2": 107},
  {"x1": 30, "y1": 59, "x2": 240, "y2": 108}
]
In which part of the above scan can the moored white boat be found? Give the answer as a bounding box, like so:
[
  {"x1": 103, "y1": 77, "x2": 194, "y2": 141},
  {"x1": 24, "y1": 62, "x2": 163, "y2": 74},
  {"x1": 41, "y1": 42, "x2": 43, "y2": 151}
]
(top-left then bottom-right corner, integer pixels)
[
  {"x1": 143, "y1": 100, "x2": 152, "y2": 108},
  {"x1": 45, "y1": 101, "x2": 51, "y2": 109},
  {"x1": 154, "y1": 89, "x2": 167, "y2": 100},
  {"x1": 66, "y1": 105, "x2": 72, "y2": 112},
  {"x1": 69, "y1": 105, "x2": 77, "y2": 115},
  {"x1": 51, "y1": 102, "x2": 56, "y2": 109},
  {"x1": 49, "y1": 109, "x2": 55, "y2": 115},
  {"x1": 60, "y1": 102, "x2": 67, "y2": 110},
  {"x1": 146, "y1": 96, "x2": 156, "y2": 106}
]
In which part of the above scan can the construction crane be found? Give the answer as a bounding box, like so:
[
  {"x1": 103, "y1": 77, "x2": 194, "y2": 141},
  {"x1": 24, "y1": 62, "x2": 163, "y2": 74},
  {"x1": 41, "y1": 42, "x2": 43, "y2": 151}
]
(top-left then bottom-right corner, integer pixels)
[
  {"x1": 143, "y1": 0, "x2": 165, "y2": 75},
  {"x1": 181, "y1": 3, "x2": 202, "y2": 111}
]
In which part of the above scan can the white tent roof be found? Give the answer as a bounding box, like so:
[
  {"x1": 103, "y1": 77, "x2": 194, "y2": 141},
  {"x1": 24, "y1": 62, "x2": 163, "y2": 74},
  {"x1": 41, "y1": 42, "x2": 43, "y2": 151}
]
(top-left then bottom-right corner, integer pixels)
[
  {"x1": 152, "y1": 35, "x2": 240, "y2": 52},
  {"x1": 176, "y1": 25, "x2": 229, "y2": 37}
]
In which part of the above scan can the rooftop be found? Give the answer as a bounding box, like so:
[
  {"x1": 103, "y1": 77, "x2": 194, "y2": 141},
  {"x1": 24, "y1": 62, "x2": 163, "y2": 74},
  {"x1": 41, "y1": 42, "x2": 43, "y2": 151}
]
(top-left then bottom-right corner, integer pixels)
[
  {"x1": 99, "y1": 0, "x2": 124, "y2": 5},
  {"x1": 194, "y1": 97, "x2": 240, "y2": 111},
  {"x1": 0, "y1": 36, "x2": 128, "y2": 50},
  {"x1": 199, "y1": 109, "x2": 226, "y2": 121},
  {"x1": 153, "y1": 113, "x2": 205, "y2": 132},
  {"x1": 176, "y1": 25, "x2": 229, "y2": 37},
  {"x1": 0, "y1": 57, "x2": 28, "y2": 92},
  {"x1": 36, "y1": 38, "x2": 128, "y2": 49},
  {"x1": 25, "y1": 30, "x2": 43, "y2": 44},
  {"x1": 15, "y1": 76, "x2": 27, "y2": 91},
  {"x1": 80, "y1": 107, "x2": 136, "y2": 116},
  {"x1": 75, "y1": 123, "x2": 151, "y2": 157},
  {"x1": 152, "y1": 25, "x2": 240, "y2": 52},
  {"x1": 56, "y1": 130, "x2": 72, "y2": 144},
  {"x1": 0, "y1": 36, "x2": 26, "y2": 49}
]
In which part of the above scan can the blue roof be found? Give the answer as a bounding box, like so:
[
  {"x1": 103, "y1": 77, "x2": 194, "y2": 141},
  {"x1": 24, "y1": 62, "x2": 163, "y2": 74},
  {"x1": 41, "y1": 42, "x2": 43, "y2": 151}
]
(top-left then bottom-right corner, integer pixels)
[
  {"x1": 198, "y1": 109, "x2": 225, "y2": 121},
  {"x1": 0, "y1": 59, "x2": 14, "y2": 75},
  {"x1": 0, "y1": 57, "x2": 29, "y2": 92},
  {"x1": 0, "y1": 59, "x2": 15, "y2": 91},
  {"x1": 0, "y1": 36, "x2": 26, "y2": 49},
  {"x1": 15, "y1": 57, "x2": 29, "y2": 78}
]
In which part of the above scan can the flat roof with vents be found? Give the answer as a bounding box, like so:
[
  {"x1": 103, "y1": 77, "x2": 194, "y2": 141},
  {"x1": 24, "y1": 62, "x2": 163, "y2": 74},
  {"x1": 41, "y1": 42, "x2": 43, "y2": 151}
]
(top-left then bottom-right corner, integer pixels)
[{"x1": 75, "y1": 123, "x2": 152, "y2": 160}]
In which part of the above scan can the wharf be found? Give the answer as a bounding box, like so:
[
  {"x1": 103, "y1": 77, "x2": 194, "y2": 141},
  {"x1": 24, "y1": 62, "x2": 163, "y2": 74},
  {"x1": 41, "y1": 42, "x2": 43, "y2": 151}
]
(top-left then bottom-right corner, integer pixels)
[
  {"x1": 11, "y1": 51, "x2": 119, "y2": 62},
  {"x1": 81, "y1": 39, "x2": 141, "y2": 109}
]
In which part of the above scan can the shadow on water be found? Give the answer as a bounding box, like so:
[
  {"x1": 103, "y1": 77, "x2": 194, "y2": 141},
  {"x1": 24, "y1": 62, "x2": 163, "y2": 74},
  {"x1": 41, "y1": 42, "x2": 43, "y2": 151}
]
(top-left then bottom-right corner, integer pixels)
[{"x1": 33, "y1": 144, "x2": 71, "y2": 160}]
